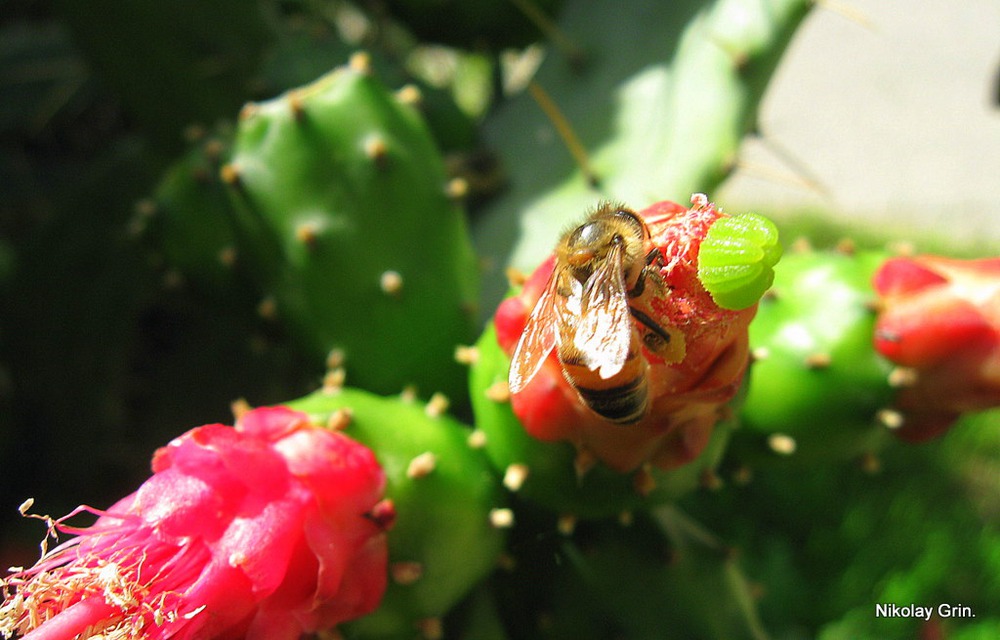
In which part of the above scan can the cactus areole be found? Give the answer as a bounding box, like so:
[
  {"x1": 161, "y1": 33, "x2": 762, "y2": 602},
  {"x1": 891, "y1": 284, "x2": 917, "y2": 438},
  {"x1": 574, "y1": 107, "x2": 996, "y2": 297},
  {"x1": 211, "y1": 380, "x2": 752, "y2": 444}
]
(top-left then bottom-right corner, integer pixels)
[{"x1": 495, "y1": 195, "x2": 775, "y2": 472}]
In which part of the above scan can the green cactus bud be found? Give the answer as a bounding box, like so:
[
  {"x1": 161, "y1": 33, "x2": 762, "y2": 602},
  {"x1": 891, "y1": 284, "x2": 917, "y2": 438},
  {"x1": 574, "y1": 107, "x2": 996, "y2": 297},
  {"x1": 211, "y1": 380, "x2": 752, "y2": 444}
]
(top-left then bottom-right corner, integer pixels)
[
  {"x1": 698, "y1": 212, "x2": 783, "y2": 310},
  {"x1": 286, "y1": 387, "x2": 505, "y2": 638},
  {"x1": 735, "y1": 249, "x2": 897, "y2": 464},
  {"x1": 225, "y1": 58, "x2": 479, "y2": 403}
]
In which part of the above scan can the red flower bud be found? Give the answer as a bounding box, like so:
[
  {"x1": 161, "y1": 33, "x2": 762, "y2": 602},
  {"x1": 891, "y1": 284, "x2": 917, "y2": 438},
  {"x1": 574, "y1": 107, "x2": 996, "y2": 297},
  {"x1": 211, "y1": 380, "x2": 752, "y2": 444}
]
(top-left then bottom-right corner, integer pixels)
[
  {"x1": 0, "y1": 406, "x2": 393, "y2": 639},
  {"x1": 873, "y1": 255, "x2": 1000, "y2": 441}
]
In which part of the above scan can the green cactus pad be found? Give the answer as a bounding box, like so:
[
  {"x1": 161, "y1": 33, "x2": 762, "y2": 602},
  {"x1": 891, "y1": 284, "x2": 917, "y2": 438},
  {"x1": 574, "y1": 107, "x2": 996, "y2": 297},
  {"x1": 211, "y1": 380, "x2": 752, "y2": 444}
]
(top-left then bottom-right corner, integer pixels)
[
  {"x1": 698, "y1": 212, "x2": 783, "y2": 310},
  {"x1": 286, "y1": 387, "x2": 505, "y2": 637},
  {"x1": 225, "y1": 59, "x2": 479, "y2": 403}
]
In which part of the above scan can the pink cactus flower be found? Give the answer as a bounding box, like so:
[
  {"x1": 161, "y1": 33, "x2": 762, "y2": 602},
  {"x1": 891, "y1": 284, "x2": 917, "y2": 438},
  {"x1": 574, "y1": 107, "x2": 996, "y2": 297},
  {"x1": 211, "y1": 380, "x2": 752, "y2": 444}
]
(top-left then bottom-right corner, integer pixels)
[
  {"x1": 496, "y1": 197, "x2": 757, "y2": 472},
  {"x1": 0, "y1": 406, "x2": 394, "y2": 639},
  {"x1": 873, "y1": 255, "x2": 1000, "y2": 441}
]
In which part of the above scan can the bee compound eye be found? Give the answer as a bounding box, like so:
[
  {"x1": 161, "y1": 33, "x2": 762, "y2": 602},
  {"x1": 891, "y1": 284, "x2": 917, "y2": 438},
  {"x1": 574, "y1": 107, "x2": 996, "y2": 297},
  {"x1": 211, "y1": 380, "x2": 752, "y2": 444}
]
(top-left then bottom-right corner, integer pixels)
[{"x1": 567, "y1": 221, "x2": 601, "y2": 249}]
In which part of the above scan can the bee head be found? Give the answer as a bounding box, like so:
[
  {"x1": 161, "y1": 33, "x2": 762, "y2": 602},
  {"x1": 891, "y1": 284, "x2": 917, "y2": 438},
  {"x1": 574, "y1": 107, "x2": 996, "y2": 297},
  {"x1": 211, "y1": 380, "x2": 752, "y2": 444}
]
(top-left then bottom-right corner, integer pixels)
[{"x1": 564, "y1": 206, "x2": 646, "y2": 273}]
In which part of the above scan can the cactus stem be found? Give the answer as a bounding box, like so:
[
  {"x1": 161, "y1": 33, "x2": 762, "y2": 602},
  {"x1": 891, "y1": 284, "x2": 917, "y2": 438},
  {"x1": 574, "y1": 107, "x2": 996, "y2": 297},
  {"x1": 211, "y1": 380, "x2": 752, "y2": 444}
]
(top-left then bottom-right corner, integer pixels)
[
  {"x1": 888, "y1": 366, "x2": 919, "y2": 388},
  {"x1": 326, "y1": 408, "x2": 353, "y2": 431},
  {"x1": 466, "y1": 429, "x2": 487, "y2": 449},
  {"x1": 633, "y1": 465, "x2": 656, "y2": 497},
  {"x1": 453, "y1": 345, "x2": 479, "y2": 366},
  {"x1": 256, "y1": 296, "x2": 277, "y2": 320},
  {"x1": 416, "y1": 616, "x2": 444, "y2": 640},
  {"x1": 406, "y1": 451, "x2": 438, "y2": 479},
  {"x1": 484, "y1": 380, "x2": 511, "y2": 403},
  {"x1": 767, "y1": 433, "x2": 797, "y2": 455},
  {"x1": 395, "y1": 84, "x2": 423, "y2": 107},
  {"x1": 489, "y1": 508, "x2": 515, "y2": 529},
  {"x1": 379, "y1": 270, "x2": 404, "y2": 296},
  {"x1": 363, "y1": 135, "x2": 390, "y2": 169},
  {"x1": 348, "y1": 50, "x2": 373, "y2": 75},
  {"x1": 322, "y1": 368, "x2": 347, "y2": 394},
  {"x1": 503, "y1": 463, "x2": 530, "y2": 492},
  {"x1": 803, "y1": 352, "x2": 832, "y2": 369},
  {"x1": 557, "y1": 514, "x2": 577, "y2": 536},
  {"x1": 425, "y1": 392, "x2": 450, "y2": 418},
  {"x1": 876, "y1": 408, "x2": 905, "y2": 430},
  {"x1": 230, "y1": 398, "x2": 252, "y2": 421},
  {"x1": 390, "y1": 561, "x2": 425, "y2": 586}
]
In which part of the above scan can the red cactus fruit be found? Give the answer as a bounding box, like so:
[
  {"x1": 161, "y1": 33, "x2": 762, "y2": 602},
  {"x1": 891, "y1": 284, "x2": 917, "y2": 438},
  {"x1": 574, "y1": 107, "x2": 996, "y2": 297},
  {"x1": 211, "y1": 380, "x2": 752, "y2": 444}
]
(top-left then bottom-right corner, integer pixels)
[
  {"x1": 873, "y1": 255, "x2": 1000, "y2": 441},
  {"x1": 496, "y1": 196, "x2": 758, "y2": 472},
  {"x1": 0, "y1": 406, "x2": 394, "y2": 639}
]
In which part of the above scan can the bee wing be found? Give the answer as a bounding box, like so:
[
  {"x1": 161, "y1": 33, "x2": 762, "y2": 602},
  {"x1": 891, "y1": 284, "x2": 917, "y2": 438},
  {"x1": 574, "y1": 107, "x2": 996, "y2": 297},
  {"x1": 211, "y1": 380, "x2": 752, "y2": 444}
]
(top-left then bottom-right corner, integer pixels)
[
  {"x1": 508, "y1": 270, "x2": 564, "y2": 393},
  {"x1": 574, "y1": 243, "x2": 633, "y2": 379}
]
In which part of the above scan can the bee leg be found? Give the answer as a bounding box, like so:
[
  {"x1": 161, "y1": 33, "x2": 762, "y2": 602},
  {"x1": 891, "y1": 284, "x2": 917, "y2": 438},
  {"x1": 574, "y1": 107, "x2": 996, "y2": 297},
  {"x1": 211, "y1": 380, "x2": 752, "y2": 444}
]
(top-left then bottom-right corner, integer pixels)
[
  {"x1": 629, "y1": 307, "x2": 672, "y2": 350},
  {"x1": 628, "y1": 249, "x2": 666, "y2": 298},
  {"x1": 630, "y1": 305, "x2": 686, "y2": 362}
]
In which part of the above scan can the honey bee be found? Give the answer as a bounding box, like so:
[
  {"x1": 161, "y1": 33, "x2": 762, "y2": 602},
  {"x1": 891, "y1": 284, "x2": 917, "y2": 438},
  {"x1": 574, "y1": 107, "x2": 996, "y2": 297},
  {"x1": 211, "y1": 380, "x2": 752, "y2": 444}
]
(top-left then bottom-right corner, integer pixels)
[{"x1": 508, "y1": 202, "x2": 681, "y2": 424}]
